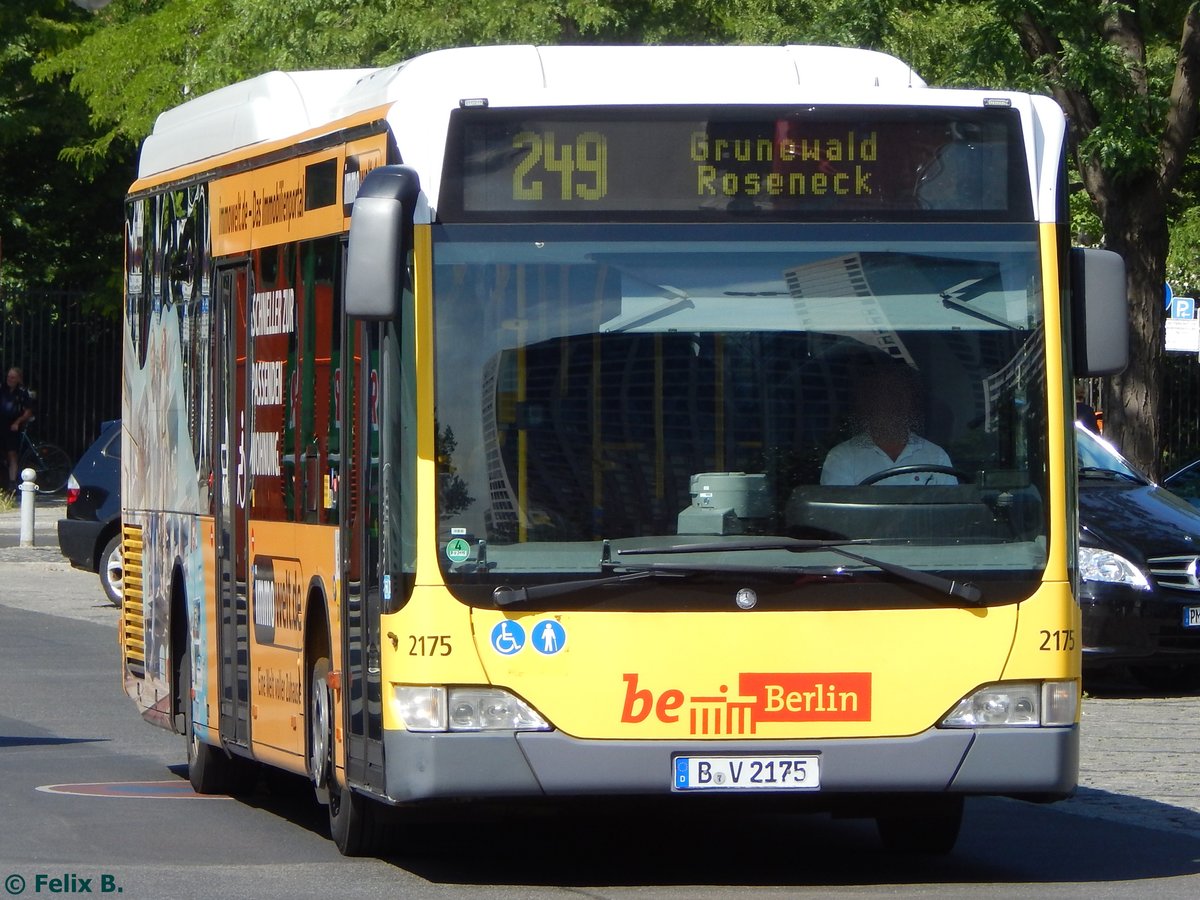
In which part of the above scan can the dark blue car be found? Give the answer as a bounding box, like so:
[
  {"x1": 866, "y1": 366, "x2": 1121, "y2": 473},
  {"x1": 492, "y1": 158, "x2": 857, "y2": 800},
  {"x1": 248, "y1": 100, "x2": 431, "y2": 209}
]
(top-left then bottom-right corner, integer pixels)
[
  {"x1": 1078, "y1": 424, "x2": 1200, "y2": 690},
  {"x1": 56, "y1": 419, "x2": 121, "y2": 605}
]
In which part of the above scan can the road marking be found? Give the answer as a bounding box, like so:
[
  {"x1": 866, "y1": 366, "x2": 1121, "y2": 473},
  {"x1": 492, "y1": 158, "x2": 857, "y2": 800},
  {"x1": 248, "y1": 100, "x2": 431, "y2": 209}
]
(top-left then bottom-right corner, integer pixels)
[{"x1": 36, "y1": 780, "x2": 232, "y2": 799}]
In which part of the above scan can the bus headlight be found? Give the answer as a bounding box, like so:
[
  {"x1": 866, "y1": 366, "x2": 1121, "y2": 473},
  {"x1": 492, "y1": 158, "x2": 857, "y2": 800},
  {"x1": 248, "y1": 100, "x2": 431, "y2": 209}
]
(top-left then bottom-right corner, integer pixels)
[
  {"x1": 1079, "y1": 546, "x2": 1150, "y2": 589},
  {"x1": 940, "y1": 681, "x2": 1077, "y2": 728},
  {"x1": 394, "y1": 686, "x2": 550, "y2": 732}
]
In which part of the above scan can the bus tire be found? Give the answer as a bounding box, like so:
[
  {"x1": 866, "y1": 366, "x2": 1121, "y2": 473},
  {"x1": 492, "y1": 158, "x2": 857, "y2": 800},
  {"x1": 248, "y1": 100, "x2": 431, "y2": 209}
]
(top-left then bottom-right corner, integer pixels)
[
  {"x1": 309, "y1": 655, "x2": 383, "y2": 856},
  {"x1": 875, "y1": 796, "x2": 963, "y2": 854},
  {"x1": 182, "y1": 652, "x2": 236, "y2": 794}
]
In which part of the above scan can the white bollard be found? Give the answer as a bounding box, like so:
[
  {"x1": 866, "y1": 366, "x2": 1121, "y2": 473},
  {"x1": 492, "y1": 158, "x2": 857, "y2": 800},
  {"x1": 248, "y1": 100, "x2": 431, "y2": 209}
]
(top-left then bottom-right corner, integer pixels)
[{"x1": 19, "y1": 466, "x2": 37, "y2": 548}]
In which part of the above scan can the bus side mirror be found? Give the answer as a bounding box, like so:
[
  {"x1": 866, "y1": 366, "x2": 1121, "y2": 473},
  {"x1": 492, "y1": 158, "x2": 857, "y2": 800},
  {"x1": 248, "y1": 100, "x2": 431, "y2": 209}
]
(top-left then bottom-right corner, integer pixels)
[
  {"x1": 1070, "y1": 247, "x2": 1128, "y2": 377},
  {"x1": 346, "y1": 165, "x2": 420, "y2": 320}
]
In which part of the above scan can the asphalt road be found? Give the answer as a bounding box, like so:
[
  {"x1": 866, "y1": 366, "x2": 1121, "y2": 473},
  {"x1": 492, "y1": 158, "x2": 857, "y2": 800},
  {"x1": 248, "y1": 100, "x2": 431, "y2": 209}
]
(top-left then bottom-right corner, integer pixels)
[{"x1": 3, "y1": 494, "x2": 1200, "y2": 897}]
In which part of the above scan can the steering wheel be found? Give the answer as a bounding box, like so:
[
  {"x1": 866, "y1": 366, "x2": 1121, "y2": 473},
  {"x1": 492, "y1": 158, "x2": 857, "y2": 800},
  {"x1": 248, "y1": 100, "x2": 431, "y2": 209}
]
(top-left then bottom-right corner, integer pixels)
[{"x1": 858, "y1": 464, "x2": 971, "y2": 486}]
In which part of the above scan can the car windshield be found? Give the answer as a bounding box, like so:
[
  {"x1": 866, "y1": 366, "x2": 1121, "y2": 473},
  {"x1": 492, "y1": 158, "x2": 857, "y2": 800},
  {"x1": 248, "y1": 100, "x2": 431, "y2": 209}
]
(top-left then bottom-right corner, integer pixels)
[
  {"x1": 431, "y1": 222, "x2": 1049, "y2": 602},
  {"x1": 1076, "y1": 424, "x2": 1147, "y2": 483}
]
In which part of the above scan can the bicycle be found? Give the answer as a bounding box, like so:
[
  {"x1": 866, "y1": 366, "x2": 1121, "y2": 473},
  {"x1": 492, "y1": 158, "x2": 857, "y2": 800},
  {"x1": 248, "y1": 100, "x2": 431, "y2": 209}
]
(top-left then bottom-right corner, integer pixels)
[{"x1": 15, "y1": 429, "x2": 73, "y2": 494}]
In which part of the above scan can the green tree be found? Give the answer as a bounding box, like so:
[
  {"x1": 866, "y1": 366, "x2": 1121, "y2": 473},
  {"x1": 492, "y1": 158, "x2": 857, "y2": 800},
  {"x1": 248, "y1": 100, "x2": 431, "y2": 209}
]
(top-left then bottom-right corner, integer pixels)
[
  {"x1": 855, "y1": 2, "x2": 1200, "y2": 477},
  {"x1": 37, "y1": 0, "x2": 899, "y2": 160},
  {"x1": 0, "y1": 0, "x2": 130, "y2": 304},
  {"x1": 992, "y1": 1, "x2": 1200, "y2": 477},
  {"x1": 876, "y1": 2, "x2": 1200, "y2": 476}
]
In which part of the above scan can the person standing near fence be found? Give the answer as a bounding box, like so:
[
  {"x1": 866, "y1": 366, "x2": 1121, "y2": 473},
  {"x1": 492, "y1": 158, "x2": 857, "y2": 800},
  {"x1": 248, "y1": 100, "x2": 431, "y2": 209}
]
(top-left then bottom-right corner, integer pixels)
[{"x1": 0, "y1": 367, "x2": 36, "y2": 493}]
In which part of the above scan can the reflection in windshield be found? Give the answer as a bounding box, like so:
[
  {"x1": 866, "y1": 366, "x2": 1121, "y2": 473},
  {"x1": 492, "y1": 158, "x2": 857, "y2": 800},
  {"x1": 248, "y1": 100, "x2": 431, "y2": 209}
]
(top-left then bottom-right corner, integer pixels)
[
  {"x1": 1076, "y1": 424, "x2": 1146, "y2": 482},
  {"x1": 432, "y1": 223, "x2": 1049, "y2": 581}
]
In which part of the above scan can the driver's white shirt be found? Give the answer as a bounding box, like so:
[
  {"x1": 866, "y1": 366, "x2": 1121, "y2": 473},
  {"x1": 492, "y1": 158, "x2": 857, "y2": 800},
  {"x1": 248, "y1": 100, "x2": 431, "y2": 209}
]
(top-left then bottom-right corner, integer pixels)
[{"x1": 820, "y1": 432, "x2": 956, "y2": 486}]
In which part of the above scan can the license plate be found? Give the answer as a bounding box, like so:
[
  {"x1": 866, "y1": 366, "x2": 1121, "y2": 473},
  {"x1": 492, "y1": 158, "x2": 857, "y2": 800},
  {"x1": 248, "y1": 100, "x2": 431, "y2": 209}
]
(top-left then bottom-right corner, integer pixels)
[
  {"x1": 672, "y1": 755, "x2": 820, "y2": 791},
  {"x1": 1185, "y1": 607, "x2": 1200, "y2": 628}
]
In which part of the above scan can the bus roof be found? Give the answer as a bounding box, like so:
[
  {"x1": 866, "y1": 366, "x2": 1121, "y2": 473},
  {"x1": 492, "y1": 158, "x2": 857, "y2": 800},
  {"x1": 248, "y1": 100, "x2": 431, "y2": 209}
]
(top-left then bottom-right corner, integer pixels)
[
  {"x1": 137, "y1": 45, "x2": 927, "y2": 180},
  {"x1": 138, "y1": 69, "x2": 375, "y2": 179}
]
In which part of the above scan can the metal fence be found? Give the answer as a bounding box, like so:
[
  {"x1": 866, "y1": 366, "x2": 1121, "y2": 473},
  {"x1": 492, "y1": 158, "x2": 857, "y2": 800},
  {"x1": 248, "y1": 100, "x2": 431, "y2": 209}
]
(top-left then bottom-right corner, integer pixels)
[
  {"x1": 0, "y1": 289, "x2": 122, "y2": 464},
  {"x1": 1161, "y1": 354, "x2": 1200, "y2": 476}
]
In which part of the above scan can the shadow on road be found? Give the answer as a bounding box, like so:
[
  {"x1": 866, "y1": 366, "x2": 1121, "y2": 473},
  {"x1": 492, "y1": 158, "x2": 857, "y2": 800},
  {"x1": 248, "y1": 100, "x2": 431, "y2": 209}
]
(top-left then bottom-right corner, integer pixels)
[
  {"x1": 382, "y1": 798, "x2": 1200, "y2": 886},
  {"x1": 187, "y1": 762, "x2": 1200, "y2": 887}
]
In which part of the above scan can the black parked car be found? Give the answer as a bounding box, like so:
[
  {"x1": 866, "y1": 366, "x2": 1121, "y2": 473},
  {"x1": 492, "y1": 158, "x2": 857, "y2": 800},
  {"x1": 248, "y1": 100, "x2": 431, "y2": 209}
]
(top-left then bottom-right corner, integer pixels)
[
  {"x1": 1078, "y1": 423, "x2": 1200, "y2": 690},
  {"x1": 57, "y1": 419, "x2": 122, "y2": 605}
]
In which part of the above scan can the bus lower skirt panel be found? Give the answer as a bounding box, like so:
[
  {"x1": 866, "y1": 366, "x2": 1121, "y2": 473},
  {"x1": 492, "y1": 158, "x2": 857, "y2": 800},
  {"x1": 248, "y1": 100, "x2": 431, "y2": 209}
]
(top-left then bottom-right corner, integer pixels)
[{"x1": 377, "y1": 726, "x2": 1078, "y2": 804}]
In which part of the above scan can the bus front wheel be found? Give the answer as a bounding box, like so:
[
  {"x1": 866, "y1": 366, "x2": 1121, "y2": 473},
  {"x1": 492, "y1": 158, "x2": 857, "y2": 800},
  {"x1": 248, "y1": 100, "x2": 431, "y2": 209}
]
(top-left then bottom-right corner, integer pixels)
[
  {"x1": 182, "y1": 652, "x2": 246, "y2": 794},
  {"x1": 309, "y1": 655, "x2": 382, "y2": 856}
]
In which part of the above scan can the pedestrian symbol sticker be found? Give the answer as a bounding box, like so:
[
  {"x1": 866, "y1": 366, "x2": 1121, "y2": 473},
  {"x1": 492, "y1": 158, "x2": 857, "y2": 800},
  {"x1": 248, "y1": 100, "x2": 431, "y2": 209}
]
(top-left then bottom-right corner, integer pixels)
[
  {"x1": 490, "y1": 620, "x2": 525, "y2": 656},
  {"x1": 532, "y1": 620, "x2": 566, "y2": 655},
  {"x1": 446, "y1": 538, "x2": 471, "y2": 564}
]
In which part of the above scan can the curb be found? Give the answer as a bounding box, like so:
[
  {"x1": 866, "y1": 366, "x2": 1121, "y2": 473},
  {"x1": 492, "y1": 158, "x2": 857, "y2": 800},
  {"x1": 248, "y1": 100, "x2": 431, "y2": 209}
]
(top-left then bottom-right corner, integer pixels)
[
  {"x1": 0, "y1": 496, "x2": 69, "y2": 565},
  {"x1": 0, "y1": 497, "x2": 114, "y2": 622}
]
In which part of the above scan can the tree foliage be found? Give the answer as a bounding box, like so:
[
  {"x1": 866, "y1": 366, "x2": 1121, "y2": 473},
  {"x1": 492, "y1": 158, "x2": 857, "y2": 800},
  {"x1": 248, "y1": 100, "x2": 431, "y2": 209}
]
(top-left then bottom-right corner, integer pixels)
[
  {"x1": 995, "y1": 2, "x2": 1200, "y2": 476},
  {"x1": 870, "y1": 2, "x2": 1200, "y2": 474},
  {"x1": 0, "y1": 0, "x2": 130, "y2": 301},
  {"x1": 34, "y1": 0, "x2": 923, "y2": 164}
]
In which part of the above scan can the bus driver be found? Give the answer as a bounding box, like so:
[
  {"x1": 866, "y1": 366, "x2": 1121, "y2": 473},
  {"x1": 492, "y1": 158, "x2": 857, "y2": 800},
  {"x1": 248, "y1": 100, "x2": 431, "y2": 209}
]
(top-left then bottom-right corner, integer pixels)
[{"x1": 819, "y1": 362, "x2": 957, "y2": 486}]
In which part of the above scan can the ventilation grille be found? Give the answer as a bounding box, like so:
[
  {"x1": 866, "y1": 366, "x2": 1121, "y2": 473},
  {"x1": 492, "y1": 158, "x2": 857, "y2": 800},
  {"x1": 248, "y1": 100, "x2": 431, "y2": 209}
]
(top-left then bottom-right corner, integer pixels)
[{"x1": 121, "y1": 523, "x2": 146, "y2": 677}]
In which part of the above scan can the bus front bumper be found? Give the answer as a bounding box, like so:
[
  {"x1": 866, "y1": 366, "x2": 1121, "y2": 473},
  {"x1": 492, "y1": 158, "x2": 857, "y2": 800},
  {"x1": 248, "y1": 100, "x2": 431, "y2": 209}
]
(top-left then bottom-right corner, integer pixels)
[{"x1": 380, "y1": 725, "x2": 1077, "y2": 804}]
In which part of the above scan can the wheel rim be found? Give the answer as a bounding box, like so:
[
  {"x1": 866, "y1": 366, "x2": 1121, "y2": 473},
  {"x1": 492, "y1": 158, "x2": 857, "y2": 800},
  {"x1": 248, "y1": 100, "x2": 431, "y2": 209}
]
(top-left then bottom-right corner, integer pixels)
[
  {"x1": 104, "y1": 545, "x2": 124, "y2": 597},
  {"x1": 310, "y1": 673, "x2": 331, "y2": 789}
]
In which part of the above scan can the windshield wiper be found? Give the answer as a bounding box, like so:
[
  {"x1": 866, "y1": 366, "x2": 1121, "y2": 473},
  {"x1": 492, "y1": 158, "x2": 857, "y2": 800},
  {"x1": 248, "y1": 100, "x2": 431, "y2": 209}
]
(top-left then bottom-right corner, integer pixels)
[
  {"x1": 618, "y1": 538, "x2": 983, "y2": 605},
  {"x1": 493, "y1": 539, "x2": 983, "y2": 608},
  {"x1": 492, "y1": 561, "x2": 824, "y2": 608},
  {"x1": 493, "y1": 569, "x2": 665, "y2": 607}
]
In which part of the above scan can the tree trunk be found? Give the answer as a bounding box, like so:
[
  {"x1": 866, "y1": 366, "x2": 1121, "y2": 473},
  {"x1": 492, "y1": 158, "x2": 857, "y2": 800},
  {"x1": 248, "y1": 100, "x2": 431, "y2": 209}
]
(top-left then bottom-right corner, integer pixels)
[{"x1": 1098, "y1": 185, "x2": 1167, "y2": 479}]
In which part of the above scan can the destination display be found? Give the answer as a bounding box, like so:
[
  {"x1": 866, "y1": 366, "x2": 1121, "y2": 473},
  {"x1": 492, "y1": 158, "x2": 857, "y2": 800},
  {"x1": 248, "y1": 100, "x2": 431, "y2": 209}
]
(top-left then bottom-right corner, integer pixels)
[{"x1": 442, "y1": 105, "x2": 1032, "y2": 221}]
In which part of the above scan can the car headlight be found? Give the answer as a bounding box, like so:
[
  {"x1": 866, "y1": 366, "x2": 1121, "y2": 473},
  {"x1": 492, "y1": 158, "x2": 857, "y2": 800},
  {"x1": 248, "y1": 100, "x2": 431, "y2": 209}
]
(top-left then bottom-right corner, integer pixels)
[
  {"x1": 1078, "y1": 546, "x2": 1150, "y2": 589},
  {"x1": 394, "y1": 686, "x2": 550, "y2": 732},
  {"x1": 941, "y1": 681, "x2": 1077, "y2": 728}
]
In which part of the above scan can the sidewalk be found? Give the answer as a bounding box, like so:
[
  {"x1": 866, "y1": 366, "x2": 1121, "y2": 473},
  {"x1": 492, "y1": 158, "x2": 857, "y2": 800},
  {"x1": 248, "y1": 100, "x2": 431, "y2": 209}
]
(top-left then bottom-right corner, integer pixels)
[
  {"x1": 0, "y1": 492, "x2": 116, "y2": 624},
  {"x1": 0, "y1": 491, "x2": 67, "y2": 557}
]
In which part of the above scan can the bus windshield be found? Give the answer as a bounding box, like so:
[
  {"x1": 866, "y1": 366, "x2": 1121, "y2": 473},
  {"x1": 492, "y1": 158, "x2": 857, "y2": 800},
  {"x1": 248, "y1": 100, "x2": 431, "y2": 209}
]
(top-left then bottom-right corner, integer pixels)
[{"x1": 432, "y1": 221, "x2": 1048, "y2": 602}]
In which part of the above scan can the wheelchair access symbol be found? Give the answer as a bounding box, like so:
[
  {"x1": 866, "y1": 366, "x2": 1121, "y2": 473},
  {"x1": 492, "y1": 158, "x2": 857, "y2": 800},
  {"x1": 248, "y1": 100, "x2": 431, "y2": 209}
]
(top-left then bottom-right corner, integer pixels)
[{"x1": 490, "y1": 620, "x2": 526, "y2": 656}]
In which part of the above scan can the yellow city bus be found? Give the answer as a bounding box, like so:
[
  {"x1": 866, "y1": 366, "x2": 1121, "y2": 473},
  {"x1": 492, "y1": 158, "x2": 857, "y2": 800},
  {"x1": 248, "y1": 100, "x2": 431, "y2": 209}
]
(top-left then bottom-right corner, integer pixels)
[{"x1": 120, "y1": 45, "x2": 1128, "y2": 856}]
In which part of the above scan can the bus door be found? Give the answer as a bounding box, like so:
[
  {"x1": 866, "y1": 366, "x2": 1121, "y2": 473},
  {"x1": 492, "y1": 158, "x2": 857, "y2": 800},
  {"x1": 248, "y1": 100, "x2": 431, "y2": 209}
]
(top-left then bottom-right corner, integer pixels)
[
  {"x1": 339, "y1": 310, "x2": 386, "y2": 793},
  {"x1": 213, "y1": 262, "x2": 252, "y2": 750}
]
